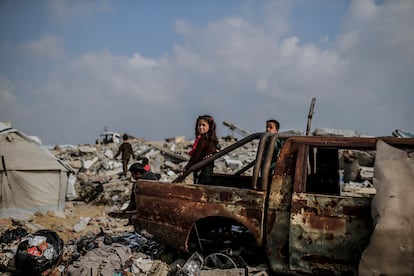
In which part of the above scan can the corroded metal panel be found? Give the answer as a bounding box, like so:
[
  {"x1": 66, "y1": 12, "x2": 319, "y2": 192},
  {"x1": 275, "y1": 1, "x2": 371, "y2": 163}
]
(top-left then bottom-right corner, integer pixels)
[
  {"x1": 265, "y1": 173, "x2": 295, "y2": 273},
  {"x1": 131, "y1": 134, "x2": 414, "y2": 275},
  {"x1": 135, "y1": 180, "x2": 266, "y2": 251},
  {"x1": 289, "y1": 193, "x2": 373, "y2": 275},
  {"x1": 286, "y1": 136, "x2": 414, "y2": 148},
  {"x1": 264, "y1": 138, "x2": 302, "y2": 273}
]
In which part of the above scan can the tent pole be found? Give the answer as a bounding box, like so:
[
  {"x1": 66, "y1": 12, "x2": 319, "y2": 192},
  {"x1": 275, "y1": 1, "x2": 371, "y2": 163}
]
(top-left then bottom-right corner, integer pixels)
[{"x1": 1, "y1": 155, "x2": 19, "y2": 212}]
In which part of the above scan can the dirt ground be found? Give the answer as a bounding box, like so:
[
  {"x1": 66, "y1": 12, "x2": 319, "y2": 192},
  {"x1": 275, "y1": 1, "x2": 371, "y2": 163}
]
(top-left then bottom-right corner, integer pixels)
[{"x1": 1, "y1": 202, "x2": 131, "y2": 244}]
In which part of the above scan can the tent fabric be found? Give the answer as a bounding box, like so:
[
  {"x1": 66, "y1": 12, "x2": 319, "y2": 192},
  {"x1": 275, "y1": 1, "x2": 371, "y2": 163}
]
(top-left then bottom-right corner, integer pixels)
[
  {"x1": 0, "y1": 127, "x2": 68, "y2": 218},
  {"x1": 1, "y1": 171, "x2": 63, "y2": 215},
  {"x1": 359, "y1": 140, "x2": 414, "y2": 275},
  {"x1": 0, "y1": 132, "x2": 64, "y2": 170}
]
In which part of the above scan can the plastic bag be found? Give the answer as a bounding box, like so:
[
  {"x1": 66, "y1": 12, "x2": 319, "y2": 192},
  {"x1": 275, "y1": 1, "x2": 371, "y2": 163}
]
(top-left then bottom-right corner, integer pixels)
[
  {"x1": 178, "y1": 251, "x2": 204, "y2": 275},
  {"x1": 15, "y1": 229, "x2": 64, "y2": 275},
  {"x1": 0, "y1": 227, "x2": 28, "y2": 243}
]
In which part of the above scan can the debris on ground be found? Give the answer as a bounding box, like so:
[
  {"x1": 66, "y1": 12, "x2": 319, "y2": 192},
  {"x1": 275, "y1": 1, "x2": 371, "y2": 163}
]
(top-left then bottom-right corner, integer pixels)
[{"x1": 0, "y1": 128, "x2": 384, "y2": 275}]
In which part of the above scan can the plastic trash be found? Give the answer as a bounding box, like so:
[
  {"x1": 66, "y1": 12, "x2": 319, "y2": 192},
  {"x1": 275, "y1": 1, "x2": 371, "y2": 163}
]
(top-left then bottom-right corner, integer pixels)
[
  {"x1": 178, "y1": 251, "x2": 203, "y2": 275},
  {"x1": 27, "y1": 235, "x2": 47, "y2": 247},
  {"x1": 15, "y1": 229, "x2": 63, "y2": 275}
]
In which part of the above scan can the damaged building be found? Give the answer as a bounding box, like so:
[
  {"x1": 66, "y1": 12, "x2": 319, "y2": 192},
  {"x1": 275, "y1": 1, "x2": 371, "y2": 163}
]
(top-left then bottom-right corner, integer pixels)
[{"x1": 1, "y1": 122, "x2": 414, "y2": 275}]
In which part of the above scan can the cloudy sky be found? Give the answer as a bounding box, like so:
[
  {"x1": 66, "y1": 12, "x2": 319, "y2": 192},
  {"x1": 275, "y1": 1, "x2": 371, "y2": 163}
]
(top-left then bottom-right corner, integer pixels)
[{"x1": 1, "y1": 0, "x2": 413, "y2": 145}]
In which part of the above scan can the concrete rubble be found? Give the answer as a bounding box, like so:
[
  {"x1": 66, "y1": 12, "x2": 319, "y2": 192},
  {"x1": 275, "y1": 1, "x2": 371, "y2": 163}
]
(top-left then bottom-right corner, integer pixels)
[
  {"x1": 51, "y1": 135, "x2": 259, "y2": 206},
  {"x1": 0, "y1": 135, "x2": 270, "y2": 275},
  {"x1": 0, "y1": 127, "x2": 390, "y2": 275}
]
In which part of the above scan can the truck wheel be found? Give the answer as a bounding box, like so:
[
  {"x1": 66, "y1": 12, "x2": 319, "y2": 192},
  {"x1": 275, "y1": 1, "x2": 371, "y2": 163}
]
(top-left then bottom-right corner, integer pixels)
[
  {"x1": 203, "y1": 252, "x2": 238, "y2": 270},
  {"x1": 189, "y1": 218, "x2": 264, "y2": 267}
]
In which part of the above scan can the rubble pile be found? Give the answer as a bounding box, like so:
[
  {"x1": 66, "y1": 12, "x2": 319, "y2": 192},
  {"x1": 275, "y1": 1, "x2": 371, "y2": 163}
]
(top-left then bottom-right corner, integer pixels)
[
  {"x1": 53, "y1": 136, "x2": 257, "y2": 180},
  {"x1": 0, "y1": 136, "x2": 267, "y2": 275},
  {"x1": 0, "y1": 130, "x2": 388, "y2": 275},
  {"x1": 51, "y1": 136, "x2": 258, "y2": 206}
]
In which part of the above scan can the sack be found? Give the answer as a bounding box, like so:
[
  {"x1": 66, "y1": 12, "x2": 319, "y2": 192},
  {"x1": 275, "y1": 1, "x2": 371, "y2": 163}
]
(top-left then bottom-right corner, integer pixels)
[{"x1": 15, "y1": 229, "x2": 64, "y2": 275}]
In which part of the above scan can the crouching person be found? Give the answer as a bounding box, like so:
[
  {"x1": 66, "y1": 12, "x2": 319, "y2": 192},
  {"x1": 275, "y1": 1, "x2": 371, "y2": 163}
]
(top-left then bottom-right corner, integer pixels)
[
  {"x1": 108, "y1": 163, "x2": 159, "y2": 223},
  {"x1": 126, "y1": 163, "x2": 159, "y2": 211}
]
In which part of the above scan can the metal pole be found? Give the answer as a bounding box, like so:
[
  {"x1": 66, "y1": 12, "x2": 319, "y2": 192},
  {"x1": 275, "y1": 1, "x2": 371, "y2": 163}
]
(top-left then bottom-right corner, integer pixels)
[{"x1": 306, "y1": 98, "x2": 316, "y2": 136}]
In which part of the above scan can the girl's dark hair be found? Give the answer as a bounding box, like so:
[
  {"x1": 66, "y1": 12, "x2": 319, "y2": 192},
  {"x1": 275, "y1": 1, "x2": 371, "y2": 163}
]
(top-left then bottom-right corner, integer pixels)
[{"x1": 195, "y1": 114, "x2": 218, "y2": 145}]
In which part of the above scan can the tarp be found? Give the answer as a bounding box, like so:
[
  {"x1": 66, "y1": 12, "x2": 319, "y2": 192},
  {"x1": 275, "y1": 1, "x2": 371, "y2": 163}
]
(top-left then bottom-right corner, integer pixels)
[
  {"x1": 359, "y1": 140, "x2": 414, "y2": 275},
  {"x1": 0, "y1": 125, "x2": 68, "y2": 218}
]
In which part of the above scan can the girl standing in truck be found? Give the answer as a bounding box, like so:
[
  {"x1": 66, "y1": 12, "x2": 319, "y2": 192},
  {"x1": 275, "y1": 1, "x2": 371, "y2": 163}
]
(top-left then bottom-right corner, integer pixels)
[{"x1": 183, "y1": 114, "x2": 219, "y2": 184}]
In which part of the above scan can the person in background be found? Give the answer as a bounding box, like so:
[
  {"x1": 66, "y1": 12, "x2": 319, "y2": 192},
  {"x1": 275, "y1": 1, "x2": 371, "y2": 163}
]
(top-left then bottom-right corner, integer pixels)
[
  {"x1": 266, "y1": 119, "x2": 279, "y2": 134},
  {"x1": 183, "y1": 114, "x2": 219, "y2": 184},
  {"x1": 108, "y1": 163, "x2": 159, "y2": 223},
  {"x1": 126, "y1": 163, "x2": 159, "y2": 211},
  {"x1": 114, "y1": 133, "x2": 135, "y2": 177},
  {"x1": 266, "y1": 119, "x2": 283, "y2": 175},
  {"x1": 137, "y1": 157, "x2": 151, "y2": 172}
]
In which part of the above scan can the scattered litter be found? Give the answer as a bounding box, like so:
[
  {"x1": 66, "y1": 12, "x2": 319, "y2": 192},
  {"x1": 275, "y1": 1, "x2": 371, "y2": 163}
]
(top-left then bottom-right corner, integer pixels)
[{"x1": 15, "y1": 230, "x2": 63, "y2": 275}]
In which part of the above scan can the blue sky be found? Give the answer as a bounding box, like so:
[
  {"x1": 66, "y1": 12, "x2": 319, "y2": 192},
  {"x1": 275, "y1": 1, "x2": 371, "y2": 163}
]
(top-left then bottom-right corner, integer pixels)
[{"x1": 1, "y1": 0, "x2": 413, "y2": 145}]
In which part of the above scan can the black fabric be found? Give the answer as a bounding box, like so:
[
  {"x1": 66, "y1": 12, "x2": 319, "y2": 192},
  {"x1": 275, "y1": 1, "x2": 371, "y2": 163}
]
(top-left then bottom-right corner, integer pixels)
[
  {"x1": 0, "y1": 227, "x2": 27, "y2": 244},
  {"x1": 142, "y1": 171, "x2": 160, "y2": 180},
  {"x1": 194, "y1": 164, "x2": 214, "y2": 184}
]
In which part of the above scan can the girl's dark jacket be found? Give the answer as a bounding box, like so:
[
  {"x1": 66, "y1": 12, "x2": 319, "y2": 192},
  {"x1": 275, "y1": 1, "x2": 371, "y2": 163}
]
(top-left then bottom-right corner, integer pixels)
[{"x1": 185, "y1": 134, "x2": 217, "y2": 170}]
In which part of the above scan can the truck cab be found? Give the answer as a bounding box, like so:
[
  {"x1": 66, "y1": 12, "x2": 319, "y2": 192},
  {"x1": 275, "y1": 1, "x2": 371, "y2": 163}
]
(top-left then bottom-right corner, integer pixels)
[{"x1": 132, "y1": 132, "x2": 414, "y2": 274}]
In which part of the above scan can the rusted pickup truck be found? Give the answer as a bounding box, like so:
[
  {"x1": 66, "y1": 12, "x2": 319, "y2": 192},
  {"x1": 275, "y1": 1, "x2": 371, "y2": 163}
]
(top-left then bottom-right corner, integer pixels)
[{"x1": 131, "y1": 132, "x2": 414, "y2": 274}]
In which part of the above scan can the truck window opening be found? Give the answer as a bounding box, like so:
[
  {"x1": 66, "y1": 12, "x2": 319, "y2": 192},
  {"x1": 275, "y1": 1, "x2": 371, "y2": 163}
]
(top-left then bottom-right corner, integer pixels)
[{"x1": 304, "y1": 146, "x2": 377, "y2": 197}]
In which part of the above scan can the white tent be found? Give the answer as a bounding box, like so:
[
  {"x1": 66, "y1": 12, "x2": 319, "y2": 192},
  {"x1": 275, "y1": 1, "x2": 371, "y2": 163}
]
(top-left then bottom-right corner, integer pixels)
[{"x1": 0, "y1": 122, "x2": 69, "y2": 218}]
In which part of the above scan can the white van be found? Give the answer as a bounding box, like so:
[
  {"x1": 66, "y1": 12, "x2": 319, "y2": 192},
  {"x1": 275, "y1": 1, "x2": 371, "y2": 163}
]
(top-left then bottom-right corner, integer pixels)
[{"x1": 96, "y1": 131, "x2": 121, "y2": 144}]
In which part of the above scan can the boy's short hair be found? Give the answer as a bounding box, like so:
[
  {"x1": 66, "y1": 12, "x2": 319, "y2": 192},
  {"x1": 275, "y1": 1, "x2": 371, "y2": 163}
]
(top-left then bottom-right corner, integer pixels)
[
  {"x1": 266, "y1": 119, "x2": 280, "y2": 130},
  {"x1": 129, "y1": 163, "x2": 145, "y2": 174}
]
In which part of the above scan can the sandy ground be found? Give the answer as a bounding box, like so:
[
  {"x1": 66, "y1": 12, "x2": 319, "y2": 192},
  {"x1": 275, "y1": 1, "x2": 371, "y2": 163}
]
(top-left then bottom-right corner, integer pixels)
[{"x1": 0, "y1": 202, "x2": 131, "y2": 244}]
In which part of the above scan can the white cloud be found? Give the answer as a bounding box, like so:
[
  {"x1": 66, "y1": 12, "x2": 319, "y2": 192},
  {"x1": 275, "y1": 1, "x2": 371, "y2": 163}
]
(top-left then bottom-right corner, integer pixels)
[
  {"x1": 43, "y1": 50, "x2": 179, "y2": 108},
  {"x1": 5, "y1": 0, "x2": 414, "y2": 144},
  {"x1": 166, "y1": 0, "x2": 414, "y2": 136},
  {"x1": 175, "y1": 19, "x2": 195, "y2": 36},
  {"x1": 129, "y1": 53, "x2": 159, "y2": 69},
  {"x1": 20, "y1": 34, "x2": 65, "y2": 60},
  {"x1": 227, "y1": 17, "x2": 244, "y2": 29},
  {"x1": 337, "y1": 31, "x2": 359, "y2": 53}
]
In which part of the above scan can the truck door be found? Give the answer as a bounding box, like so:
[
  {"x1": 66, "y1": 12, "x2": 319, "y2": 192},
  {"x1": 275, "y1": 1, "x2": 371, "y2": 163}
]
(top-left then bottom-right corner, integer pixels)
[{"x1": 289, "y1": 145, "x2": 373, "y2": 274}]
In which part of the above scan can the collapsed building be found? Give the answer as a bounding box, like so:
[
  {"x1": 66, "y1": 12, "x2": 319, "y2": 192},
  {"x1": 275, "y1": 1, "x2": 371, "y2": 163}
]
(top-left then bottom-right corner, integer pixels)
[{"x1": 1, "y1": 124, "x2": 413, "y2": 275}]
